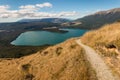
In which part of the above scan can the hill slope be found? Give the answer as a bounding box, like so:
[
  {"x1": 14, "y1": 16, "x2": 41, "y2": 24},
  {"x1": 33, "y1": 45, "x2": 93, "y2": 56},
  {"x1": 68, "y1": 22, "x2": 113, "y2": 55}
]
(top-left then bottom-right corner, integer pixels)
[
  {"x1": 81, "y1": 22, "x2": 120, "y2": 77},
  {"x1": 75, "y1": 8, "x2": 120, "y2": 29},
  {"x1": 76, "y1": 40, "x2": 119, "y2": 80},
  {"x1": 0, "y1": 39, "x2": 97, "y2": 80}
]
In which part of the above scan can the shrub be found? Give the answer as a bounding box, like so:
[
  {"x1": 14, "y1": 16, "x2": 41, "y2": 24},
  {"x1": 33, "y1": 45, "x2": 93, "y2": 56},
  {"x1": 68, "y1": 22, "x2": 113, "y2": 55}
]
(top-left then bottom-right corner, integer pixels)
[
  {"x1": 25, "y1": 74, "x2": 34, "y2": 80},
  {"x1": 43, "y1": 51, "x2": 48, "y2": 55},
  {"x1": 21, "y1": 64, "x2": 31, "y2": 72},
  {"x1": 56, "y1": 47, "x2": 63, "y2": 56},
  {"x1": 70, "y1": 44, "x2": 76, "y2": 49},
  {"x1": 105, "y1": 43, "x2": 116, "y2": 49},
  {"x1": 117, "y1": 19, "x2": 120, "y2": 22}
]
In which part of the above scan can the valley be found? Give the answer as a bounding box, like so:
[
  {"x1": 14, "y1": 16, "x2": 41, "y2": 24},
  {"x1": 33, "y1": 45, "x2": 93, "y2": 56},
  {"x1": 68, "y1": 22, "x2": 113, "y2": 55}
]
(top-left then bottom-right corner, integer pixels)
[
  {"x1": 0, "y1": 5, "x2": 120, "y2": 79},
  {"x1": 0, "y1": 21, "x2": 71, "y2": 58}
]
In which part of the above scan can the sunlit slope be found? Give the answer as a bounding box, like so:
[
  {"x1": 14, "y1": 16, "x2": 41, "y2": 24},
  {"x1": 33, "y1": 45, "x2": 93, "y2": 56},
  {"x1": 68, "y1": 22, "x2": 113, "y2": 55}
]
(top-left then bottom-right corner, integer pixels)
[
  {"x1": 0, "y1": 39, "x2": 97, "y2": 80},
  {"x1": 81, "y1": 22, "x2": 120, "y2": 77}
]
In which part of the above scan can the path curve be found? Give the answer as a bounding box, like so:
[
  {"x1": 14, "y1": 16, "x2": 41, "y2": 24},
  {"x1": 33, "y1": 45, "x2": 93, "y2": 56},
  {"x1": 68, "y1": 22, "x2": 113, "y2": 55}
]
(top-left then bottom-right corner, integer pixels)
[{"x1": 76, "y1": 39, "x2": 119, "y2": 80}]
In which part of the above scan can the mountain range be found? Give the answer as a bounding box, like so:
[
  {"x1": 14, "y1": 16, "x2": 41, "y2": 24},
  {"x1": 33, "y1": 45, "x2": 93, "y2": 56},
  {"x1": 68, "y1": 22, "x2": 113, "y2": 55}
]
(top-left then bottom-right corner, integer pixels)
[
  {"x1": 18, "y1": 18, "x2": 70, "y2": 23},
  {"x1": 0, "y1": 8, "x2": 120, "y2": 30},
  {"x1": 17, "y1": 8, "x2": 120, "y2": 29},
  {"x1": 74, "y1": 8, "x2": 120, "y2": 29}
]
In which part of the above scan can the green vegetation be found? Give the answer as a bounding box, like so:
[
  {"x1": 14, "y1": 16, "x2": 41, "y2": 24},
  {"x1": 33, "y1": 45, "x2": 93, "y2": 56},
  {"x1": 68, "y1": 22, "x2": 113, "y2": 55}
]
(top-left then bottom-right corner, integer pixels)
[
  {"x1": 0, "y1": 31, "x2": 48, "y2": 58},
  {"x1": 0, "y1": 45, "x2": 48, "y2": 58},
  {"x1": 0, "y1": 22, "x2": 62, "y2": 58},
  {"x1": 117, "y1": 19, "x2": 120, "y2": 22}
]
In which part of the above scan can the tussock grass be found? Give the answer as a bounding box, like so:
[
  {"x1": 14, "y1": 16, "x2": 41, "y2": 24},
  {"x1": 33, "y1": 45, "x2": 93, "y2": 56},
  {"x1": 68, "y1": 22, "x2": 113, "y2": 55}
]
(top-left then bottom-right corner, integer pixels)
[
  {"x1": 81, "y1": 22, "x2": 120, "y2": 77},
  {"x1": 0, "y1": 38, "x2": 97, "y2": 80}
]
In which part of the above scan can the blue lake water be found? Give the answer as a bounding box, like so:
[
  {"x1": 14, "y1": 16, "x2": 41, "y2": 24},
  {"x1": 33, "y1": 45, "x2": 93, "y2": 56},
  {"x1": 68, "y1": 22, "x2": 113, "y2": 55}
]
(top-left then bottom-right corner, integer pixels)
[{"x1": 11, "y1": 29, "x2": 87, "y2": 46}]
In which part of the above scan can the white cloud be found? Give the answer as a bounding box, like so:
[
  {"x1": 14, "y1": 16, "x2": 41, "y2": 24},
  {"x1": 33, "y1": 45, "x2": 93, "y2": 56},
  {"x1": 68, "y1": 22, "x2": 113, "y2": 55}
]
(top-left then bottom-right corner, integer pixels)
[
  {"x1": 19, "y1": 5, "x2": 36, "y2": 9},
  {"x1": 0, "y1": 5, "x2": 10, "y2": 13},
  {"x1": 0, "y1": 2, "x2": 77, "y2": 19},
  {"x1": 57, "y1": 11, "x2": 77, "y2": 17},
  {"x1": 28, "y1": 11, "x2": 77, "y2": 18},
  {"x1": 0, "y1": 5, "x2": 9, "y2": 10},
  {"x1": 36, "y1": 2, "x2": 52, "y2": 8}
]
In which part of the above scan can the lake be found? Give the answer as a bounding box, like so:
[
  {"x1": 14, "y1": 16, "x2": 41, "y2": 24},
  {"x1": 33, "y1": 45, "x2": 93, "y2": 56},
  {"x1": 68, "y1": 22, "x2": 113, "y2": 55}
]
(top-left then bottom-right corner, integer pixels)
[{"x1": 11, "y1": 29, "x2": 87, "y2": 46}]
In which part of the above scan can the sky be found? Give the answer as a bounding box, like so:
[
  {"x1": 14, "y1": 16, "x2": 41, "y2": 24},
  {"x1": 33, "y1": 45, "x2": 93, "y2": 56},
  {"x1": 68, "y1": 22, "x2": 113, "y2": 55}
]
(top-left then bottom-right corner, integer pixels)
[{"x1": 0, "y1": 0, "x2": 120, "y2": 22}]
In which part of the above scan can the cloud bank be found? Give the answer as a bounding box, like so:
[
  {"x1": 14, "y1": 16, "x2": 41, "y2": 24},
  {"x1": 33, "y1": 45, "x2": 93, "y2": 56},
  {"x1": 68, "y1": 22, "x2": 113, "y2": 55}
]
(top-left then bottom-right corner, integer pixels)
[{"x1": 0, "y1": 2, "x2": 77, "y2": 18}]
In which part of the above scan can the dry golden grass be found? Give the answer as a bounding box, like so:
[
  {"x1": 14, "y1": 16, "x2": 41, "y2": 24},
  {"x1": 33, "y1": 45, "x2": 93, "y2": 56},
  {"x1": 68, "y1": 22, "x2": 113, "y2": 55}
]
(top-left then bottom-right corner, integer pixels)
[
  {"x1": 0, "y1": 38, "x2": 97, "y2": 80},
  {"x1": 81, "y1": 22, "x2": 120, "y2": 77}
]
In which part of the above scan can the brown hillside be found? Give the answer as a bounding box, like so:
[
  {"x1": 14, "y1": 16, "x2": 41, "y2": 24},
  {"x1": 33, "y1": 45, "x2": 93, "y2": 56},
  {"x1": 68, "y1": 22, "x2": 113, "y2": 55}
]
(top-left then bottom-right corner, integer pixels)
[
  {"x1": 0, "y1": 39, "x2": 97, "y2": 80},
  {"x1": 81, "y1": 22, "x2": 120, "y2": 77}
]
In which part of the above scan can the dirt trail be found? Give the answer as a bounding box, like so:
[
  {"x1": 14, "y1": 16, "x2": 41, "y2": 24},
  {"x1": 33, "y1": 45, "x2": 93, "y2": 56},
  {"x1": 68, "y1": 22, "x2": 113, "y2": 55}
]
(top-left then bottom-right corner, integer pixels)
[{"x1": 76, "y1": 39, "x2": 119, "y2": 80}]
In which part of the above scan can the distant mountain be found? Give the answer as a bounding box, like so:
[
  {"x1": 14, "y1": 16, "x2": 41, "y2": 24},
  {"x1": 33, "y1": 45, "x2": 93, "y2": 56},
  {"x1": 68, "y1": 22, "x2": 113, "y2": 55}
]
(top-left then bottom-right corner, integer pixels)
[
  {"x1": 0, "y1": 22, "x2": 60, "y2": 31},
  {"x1": 75, "y1": 8, "x2": 120, "y2": 29},
  {"x1": 18, "y1": 18, "x2": 71, "y2": 23}
]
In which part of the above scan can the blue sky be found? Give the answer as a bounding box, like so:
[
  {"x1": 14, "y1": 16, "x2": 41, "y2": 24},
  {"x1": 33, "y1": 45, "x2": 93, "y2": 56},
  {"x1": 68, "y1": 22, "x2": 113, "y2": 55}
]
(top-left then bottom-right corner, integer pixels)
[{"x1": 0, "y1": 0, "x2": 120, "y2": 22}]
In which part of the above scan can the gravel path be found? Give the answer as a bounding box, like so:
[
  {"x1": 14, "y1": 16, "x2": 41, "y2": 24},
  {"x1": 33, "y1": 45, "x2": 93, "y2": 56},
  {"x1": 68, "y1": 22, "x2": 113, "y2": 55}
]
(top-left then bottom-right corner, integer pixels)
[{"x1": 76, "y1": 39, "x2": 119, "y2": 80}]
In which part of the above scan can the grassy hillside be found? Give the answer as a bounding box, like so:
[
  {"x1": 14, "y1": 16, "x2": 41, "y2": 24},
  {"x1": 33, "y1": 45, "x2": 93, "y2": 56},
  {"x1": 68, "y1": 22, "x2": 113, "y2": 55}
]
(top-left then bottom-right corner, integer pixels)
[
  {"x1": 0, "y1": 39, "x2": 97, "y2": 80},
  {"x1": 81, "y1": 22, "x2": 120, "y2": 77}
]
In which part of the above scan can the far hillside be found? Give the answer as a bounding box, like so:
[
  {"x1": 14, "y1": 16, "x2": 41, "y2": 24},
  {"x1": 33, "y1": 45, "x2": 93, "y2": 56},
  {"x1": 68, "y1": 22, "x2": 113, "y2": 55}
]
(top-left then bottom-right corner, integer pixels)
[
  {"x1": 18, "y1": 18, "x2": 71, "y2": 23},
  {"x1": 74, "y1": 8, "x2": 120, "y2": 29}
]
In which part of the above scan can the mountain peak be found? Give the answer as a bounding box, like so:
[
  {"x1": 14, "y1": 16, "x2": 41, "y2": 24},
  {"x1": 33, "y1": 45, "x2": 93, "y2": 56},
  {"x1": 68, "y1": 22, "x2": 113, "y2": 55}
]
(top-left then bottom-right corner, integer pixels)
[
  {"x1": 75, "y1": 8, "x2": 120, "y2": 29},
  {"x1": 93, "y1": 8, "x2": 120, "y2": 15}
]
